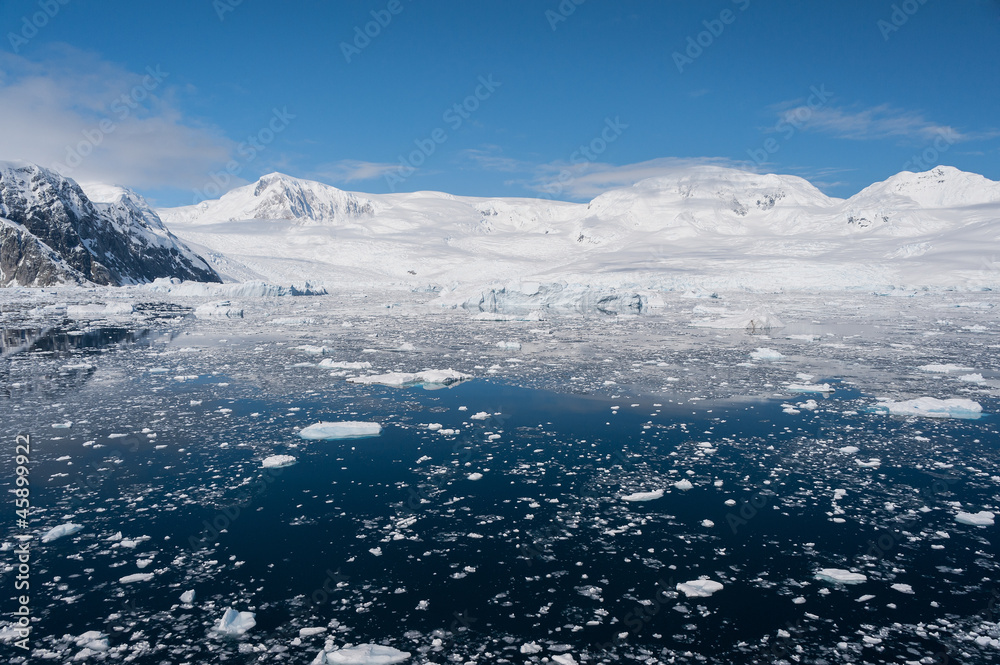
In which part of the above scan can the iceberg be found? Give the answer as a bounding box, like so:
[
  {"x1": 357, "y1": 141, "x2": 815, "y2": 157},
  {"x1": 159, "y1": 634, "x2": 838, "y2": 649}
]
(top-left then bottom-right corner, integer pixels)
[
  {"x1": 874, "y1": 397, "x2": 983, "y2": 419},
  {"x1": 41, "y1": 522, "x2": 83, "y2": 543},
  {"x1": 300, "y1": 422, "x2": 382, "y2": 440},
  {"x1": 815, "y1": 568, "x2": 867, "y2": 585},
  {"x1": 676, "y1": 579, "x2": 724, "y2": 597},
  {"x1": 347, "y1": 369, "x2": 472, "y2": 389},
  {"x1": 214, "y1": 608, "x2": 256, "y2": 635}
]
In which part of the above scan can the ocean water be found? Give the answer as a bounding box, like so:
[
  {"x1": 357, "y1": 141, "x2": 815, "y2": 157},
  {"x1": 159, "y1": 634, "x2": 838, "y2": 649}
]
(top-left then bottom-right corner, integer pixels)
[{"x1": 1, "y1": 293, "x2": 999, "y2": 664}]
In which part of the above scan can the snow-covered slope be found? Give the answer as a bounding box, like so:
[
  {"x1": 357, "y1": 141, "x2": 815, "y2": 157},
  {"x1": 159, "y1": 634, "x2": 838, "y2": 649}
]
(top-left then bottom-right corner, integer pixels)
[
  {"x1": 155, "y1": 165, "x2": 1000, "y2": 293},
  {"x1": 0, "y1": 161, "x2": 220, "y2": 287}
]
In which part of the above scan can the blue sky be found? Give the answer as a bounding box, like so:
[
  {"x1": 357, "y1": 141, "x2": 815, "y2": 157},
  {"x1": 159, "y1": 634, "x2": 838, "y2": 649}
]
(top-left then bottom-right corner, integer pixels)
[{"x1": 1, "y1": 0, "x2": 998, "y2": 206}]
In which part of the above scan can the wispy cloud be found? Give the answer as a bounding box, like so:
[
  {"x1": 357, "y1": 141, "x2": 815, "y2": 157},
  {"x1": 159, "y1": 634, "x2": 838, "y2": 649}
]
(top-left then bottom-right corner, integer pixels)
[
  {"x1": 772, "y1": 101, "x2": 997, "y2": 143},
  {"x1": 528, "y1": 156, "x2": 749, "y2": 200},
  {"x1": 314, "y1": 159, "x2": 400, "y2": 184},
  {"x1": 0, "y1": 45, "x2": 234, "y2": 189}
]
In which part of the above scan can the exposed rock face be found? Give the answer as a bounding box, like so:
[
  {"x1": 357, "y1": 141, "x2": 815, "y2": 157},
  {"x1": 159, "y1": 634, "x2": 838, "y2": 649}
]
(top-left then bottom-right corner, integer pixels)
[
  {"x1": 0, "y1": 162, "x2": 220, "y2": 287},
  {"x1": 0, "y1": 219, "x2": 87, "y2": 287}
]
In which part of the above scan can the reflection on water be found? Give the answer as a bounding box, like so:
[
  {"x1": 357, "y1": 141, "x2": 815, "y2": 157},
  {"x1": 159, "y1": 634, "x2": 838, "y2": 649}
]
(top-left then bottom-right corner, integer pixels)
[{"x1": 0, "y1": 326, "x2": 151, "y2": 358}]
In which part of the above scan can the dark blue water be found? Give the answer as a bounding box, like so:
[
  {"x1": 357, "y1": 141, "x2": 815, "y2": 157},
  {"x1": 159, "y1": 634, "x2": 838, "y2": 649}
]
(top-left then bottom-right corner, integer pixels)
[{"x1": 2, "y1": 324, "x2": 999, "y2": 664}]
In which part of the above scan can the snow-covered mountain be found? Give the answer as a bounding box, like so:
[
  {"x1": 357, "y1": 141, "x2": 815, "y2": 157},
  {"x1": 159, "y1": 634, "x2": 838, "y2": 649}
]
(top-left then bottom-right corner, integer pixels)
[
  {"x1": 0, "y1": 161, "x2": 220, "y2": 287},
  {"x1": 155, "y1": 165, "x2": 1000, "y2": 292}
]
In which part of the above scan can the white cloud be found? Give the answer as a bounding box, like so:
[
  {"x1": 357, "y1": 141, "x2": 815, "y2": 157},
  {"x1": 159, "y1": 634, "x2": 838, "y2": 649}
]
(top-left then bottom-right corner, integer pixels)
[
  {"x1": 0, "y1": 45, "x2": 234, "y2": 189},
  {"x1": 772, "y1": 101, "x2": 989, "y2": 143}
]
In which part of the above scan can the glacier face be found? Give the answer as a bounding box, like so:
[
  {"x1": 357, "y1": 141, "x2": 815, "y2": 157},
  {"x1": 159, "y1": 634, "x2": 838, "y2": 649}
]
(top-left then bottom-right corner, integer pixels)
[
  {"x1": 0, "y1": 161, "x2": 220, "y2": 287},
  {"x1": 155, "y1": 165, "x2": 1000, "y2": 293}
]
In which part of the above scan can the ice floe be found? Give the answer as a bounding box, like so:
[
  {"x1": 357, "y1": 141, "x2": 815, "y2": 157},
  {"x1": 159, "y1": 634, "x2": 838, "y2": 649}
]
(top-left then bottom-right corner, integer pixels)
[
  {"x1": 676, "y1": 579, "x2": 724, "y2": 597},
  {"x1": 299, "y1": 422, "x2": 382, "y2": 440},
  {"x1": 346, "y1": 369, "x2": 472, "y2": 389},
  {"x1": 873, "y1": 397, "x2": 983, "y2": 419}
]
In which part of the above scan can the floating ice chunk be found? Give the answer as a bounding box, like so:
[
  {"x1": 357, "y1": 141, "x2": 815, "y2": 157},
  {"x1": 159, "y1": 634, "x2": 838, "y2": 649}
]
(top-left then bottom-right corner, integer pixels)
[
  {"x1": 874, "y1": 397, "x2": 982, "y2": 419},
  {"x1": 66, "y1": 303, "x2": 135, "y2": 319},
  {"x1": 701, "y1": 519, "x2": 715, "y2": 527},
  {"x1": 839, "y1": 446, "x2": 860, "y2": 454},
  {"x1": 891, "y1": 583, "x2": 914, "y2": 594},
  {"x1": 622, "y1": 489, "x2": 664, "y2": 502},
  {"x1": 815, "y1": 569, "x2": 867, "y2": 585},
  {"x1": 552, "y1": 655, "x2": 578, "y2": 665},
  {"x1": 262, "y1": 455, "x2": 297, "y2": 468},
  {"x1": 296, "y1": 345, "x2": 334, "y2": 355},
  {"x1": 74, "y1": 631, "x2": 109, "y2": 652},
  {"x1": 325, "y1": 644, "x2": 411, "y2": 665},
  {"x1": 469, "y1": 411, "x2": 490, "y2": 420},
  {"x1": 319, "y1": 359, "x2": 373, "y2": 370},
  {"x1": 787, "y1": 383, "x2": 834, "y2": 393},
  {"x1": 676, "y1": 579, "x2": 724, "y2": 597},
  {"x1": 300, "y1": 627, "x2": 327, "y2": 638},
  {"x1": 214, "y1": 608, "x2": 256, "y2": 635},
  {"x1": 691, "y1": 307, "x2": 784, "y2": 331},
  {"x1": 856, "y1": 458, "x2": 882, "y2": 469},
  {"x1": 300, "y1": 422, "x2": 382, "y2": 440},
  {"x1": 51, "y1": 421, "x2": 73, "y2": 429},
  {"x1": 467, "y1": 473, "x2": 484, "y2": 481},
  {"x1": 369, "y1": 547, "x2": 383, "y2": 556},
  {"x1": 347, "y1": 369, "x2": 472, "y2": 389},
  {"x1": 180, "y1": 590, "x2": 195, "y2": 604},
  {"x1": 918, "y1": 363, "x2": 972, "y2": 373},
  {"x1": 119, "y1": 573, "x2": 154, "y2": 584},
  {"x1": 955, "y1": 510, "x2": 995, "y2": 526},
  {"x1": 750, "y1": 348, "x2": 784, "y2": 361},
  {"x1": 673, "y1": 479, "x2": 693, "y2": 491},
  {"x1": 958, "y1": 373, "x2": 986, "y2": 383},
  {"x1": 194, "y1": 301, "x2": 243, "y2": 319},
  {"x1": 520, "y1": 642, "x2": 543, "y2": 654},
  {"x1": 41, "y1": 523, "x2": 83, "y2": 543}
]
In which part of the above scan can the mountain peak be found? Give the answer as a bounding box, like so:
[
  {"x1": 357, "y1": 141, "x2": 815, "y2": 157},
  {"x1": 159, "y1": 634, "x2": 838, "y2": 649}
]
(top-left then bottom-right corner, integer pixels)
[{"x1": 854, "y1": 166, "x2": 1000, "y2": 209}]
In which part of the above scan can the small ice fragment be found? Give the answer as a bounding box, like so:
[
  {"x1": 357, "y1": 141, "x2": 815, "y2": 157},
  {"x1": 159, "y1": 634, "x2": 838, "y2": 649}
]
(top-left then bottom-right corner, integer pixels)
[
  {"x1": 673, "y1": 479, "x2": 693, "y2": 491},
  {"x1": 750, "y1": 348, "x2": 783, "y2": 361},
  {"x1": 261, "y1": 455, "x2": 296, "y2": 468},
  {"x1": 467, "y1": 473, "x2": 483, "y2": 481},
  {"x1": 180, "y1": 590, "x2": 195, "y2": 604},
  {"x1": 891, "y1": 583, "x2": 914, "y2": 594},
  {"x1": 815, "y1": 569, "x2": 867, "y2": 585},
  {"x1": 622, "y1": 489, "x2": 664, "y2": 502},
  {"x1": 119, "y1": 573, "x2": 154, "y2": 584},
  {"x1": 676, "y1": 579, "x2": 724, "y2": 597},
  {"x1": 41, "y1": 523, "x2": 83, "y2": 543}
]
